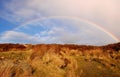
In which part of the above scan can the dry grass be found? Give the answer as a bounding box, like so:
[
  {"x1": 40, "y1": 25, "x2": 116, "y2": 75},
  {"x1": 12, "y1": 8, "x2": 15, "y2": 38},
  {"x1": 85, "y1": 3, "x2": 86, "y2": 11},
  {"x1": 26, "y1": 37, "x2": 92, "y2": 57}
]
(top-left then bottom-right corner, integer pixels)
[{"x1": 0, "y1": 43, "x2": 120, "y2": 77}]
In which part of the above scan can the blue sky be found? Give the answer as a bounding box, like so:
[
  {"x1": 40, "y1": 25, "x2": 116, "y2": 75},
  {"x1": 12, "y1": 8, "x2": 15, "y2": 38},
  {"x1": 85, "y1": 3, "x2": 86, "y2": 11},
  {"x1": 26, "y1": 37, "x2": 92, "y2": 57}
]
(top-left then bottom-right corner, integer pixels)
[
  {"x1": 0, "y1": 0, "x2": 120, "y2": 45},
  {"x1": 0, "y1": 17, "x2": 16, "y2": 33},
  {"x1": 0, "y1": 0, "x2": 17, "y2": 33}
]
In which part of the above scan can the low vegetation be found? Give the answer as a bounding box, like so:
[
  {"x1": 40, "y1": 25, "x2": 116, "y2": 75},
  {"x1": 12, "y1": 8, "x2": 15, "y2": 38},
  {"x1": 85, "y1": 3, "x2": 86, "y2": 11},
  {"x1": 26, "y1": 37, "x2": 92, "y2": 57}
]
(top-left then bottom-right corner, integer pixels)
[{"x1": 0, "y1": 43, "x2": 120, "y2": 77}]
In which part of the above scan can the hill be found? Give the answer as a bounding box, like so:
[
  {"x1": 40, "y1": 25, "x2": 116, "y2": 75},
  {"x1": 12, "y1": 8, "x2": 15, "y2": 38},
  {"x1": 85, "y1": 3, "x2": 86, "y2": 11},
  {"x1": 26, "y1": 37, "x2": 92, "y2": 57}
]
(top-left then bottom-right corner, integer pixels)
[{"x1": 0, "y1": 43, "x2": 120, "y2": 77}]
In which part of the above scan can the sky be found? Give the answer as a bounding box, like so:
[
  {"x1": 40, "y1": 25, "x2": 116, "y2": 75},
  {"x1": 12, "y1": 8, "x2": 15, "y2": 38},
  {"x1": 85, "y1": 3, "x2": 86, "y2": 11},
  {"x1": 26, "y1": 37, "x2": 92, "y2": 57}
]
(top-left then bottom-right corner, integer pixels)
[{"x1": 0, "y1": 0, "x2": 120, "y2": 45}]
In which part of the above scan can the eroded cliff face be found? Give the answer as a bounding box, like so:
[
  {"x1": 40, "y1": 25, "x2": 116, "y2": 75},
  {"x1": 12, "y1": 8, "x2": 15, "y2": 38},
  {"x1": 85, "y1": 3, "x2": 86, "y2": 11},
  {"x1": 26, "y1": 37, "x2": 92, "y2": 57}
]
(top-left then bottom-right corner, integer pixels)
[{"x1": 0, "y1": 43, "x2": 120, "y2": 77}]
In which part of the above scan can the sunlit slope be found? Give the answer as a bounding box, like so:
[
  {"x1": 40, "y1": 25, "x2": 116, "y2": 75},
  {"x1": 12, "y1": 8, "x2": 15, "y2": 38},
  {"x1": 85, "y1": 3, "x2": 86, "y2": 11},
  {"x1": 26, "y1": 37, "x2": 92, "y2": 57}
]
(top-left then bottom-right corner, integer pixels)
[{"x1": 0, "y1": 43, "x2": 120, "y2": 77}]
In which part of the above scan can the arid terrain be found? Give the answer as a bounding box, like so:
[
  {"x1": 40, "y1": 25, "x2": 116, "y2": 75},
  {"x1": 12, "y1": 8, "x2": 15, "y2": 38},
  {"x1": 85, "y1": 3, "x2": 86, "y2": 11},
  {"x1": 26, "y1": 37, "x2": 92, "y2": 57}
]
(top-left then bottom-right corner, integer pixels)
[{"x1": 0, "y1": 43, "x2": 120, "y2": 77}]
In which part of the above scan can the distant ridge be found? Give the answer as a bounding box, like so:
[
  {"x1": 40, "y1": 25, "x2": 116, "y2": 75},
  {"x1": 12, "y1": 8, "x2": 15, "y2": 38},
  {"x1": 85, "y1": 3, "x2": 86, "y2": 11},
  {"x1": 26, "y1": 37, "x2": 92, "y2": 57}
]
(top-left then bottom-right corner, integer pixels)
[{"x1": 0, "y1": 42, "x2": 120, "y2": 52}]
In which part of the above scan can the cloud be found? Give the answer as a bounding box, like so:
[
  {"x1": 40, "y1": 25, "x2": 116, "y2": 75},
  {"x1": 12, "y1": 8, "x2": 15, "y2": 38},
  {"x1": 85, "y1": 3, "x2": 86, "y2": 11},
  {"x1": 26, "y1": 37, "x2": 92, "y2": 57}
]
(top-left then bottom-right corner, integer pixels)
[
  {"x1": 1, "y1": 18, "x2": 116, "y2": 45},
  {"x1": 0, "y1": 31, "x2": 43, "y2": 44},
  {"x1": 1, "y1": 0, "x2": 120, "y2": 23},
  {"x1": 0, "y1": 0, "x2": 119, "y2": 43}
]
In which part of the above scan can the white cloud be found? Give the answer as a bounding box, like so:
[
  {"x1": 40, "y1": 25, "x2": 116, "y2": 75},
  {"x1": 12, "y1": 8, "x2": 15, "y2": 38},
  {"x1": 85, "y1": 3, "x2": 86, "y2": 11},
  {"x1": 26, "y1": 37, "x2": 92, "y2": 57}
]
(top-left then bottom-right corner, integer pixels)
[
  {"x1": 0, "y1": 0, "x2": 120, "y2": 43},
  {"x1": 0, "y1": 31, "x2": 43, "y2": 44},
  {"x1": 1, "y1": 0, "x2": 120, "y2": 22},
  {"x1": 13, "y1": 18, "x2": 118, "y2": 45},
  {"x1": 0, "y1": 20, "x2": 117, "y2": 45}
]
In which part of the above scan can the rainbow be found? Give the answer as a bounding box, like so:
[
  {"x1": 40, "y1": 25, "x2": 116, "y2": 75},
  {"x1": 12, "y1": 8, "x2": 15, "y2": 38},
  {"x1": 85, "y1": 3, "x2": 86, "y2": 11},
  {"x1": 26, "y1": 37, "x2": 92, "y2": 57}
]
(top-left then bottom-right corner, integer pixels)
[{"x1": 14, "y1": 16, "x2": 119, "y2": 42}]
